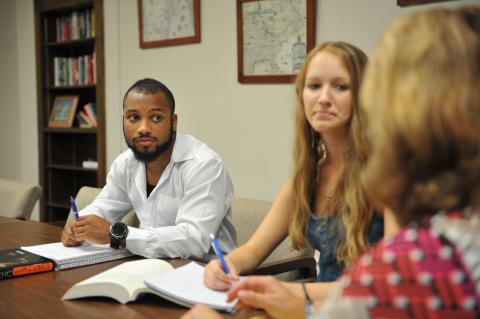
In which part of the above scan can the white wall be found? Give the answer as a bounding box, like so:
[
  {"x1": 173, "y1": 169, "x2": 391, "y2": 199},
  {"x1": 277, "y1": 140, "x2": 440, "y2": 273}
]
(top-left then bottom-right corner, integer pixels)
[
  {"x1": 1, "y1": 0, "x2": 478, "y2": 220},
  {"x1": 0, "y1": 0, "x2": 21, "y2": 180},
  {"x1": 0, "y1": 0, "x2": 39, "y2": 218},
  {"x1": 103, "y1": 0, "x2": 479, "y2": 202}
]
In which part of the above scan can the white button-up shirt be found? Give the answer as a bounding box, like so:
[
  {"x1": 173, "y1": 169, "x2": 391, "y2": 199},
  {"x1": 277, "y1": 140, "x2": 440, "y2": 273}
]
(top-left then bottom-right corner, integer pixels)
[{"x1": 79, "y1": 133, "x2": 236, "y2": 260}]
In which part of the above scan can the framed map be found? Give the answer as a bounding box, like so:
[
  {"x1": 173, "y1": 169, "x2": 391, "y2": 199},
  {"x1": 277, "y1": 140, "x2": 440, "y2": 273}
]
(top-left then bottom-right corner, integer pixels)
[
  {"x1": 237, "y1": 0, "x2": 316, "y2": 84},
  {"x1": 138, "y1": 0, "x2": 201, "y2": 48},
  {"x1": 397, "y1": 0, "x2": 453, "y2": 6}
]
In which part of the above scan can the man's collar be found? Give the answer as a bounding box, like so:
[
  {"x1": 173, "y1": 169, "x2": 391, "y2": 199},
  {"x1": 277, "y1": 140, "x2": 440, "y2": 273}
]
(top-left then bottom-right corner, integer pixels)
[{"x1": 170, "y1": 132, "x2": 194, "y2": 163}]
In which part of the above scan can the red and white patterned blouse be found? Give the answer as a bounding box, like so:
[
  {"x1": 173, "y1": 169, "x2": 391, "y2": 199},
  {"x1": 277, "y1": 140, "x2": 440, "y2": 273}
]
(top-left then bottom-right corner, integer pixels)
[{"x1": 318, "y1": 209, "x2": 480, "y2": 319}]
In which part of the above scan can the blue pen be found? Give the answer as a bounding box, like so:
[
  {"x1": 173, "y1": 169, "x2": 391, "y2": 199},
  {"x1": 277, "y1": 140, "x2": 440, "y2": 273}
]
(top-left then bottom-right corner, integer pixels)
[
  {"x1": 210, "y1": 233, "x2": 231, "y2": 275},
  {"x1": 70, "y1": 196, "x2": 80, "y2": 220}
]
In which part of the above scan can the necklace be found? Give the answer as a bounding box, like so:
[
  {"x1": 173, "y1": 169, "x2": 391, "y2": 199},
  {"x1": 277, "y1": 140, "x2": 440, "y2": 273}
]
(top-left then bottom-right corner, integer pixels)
[
  {"x1": 325, "y1": 192, "x2": 334, "y2": 201},
  {"x1": 318, "y1": 141, "x2": 327, "y2": 164}
]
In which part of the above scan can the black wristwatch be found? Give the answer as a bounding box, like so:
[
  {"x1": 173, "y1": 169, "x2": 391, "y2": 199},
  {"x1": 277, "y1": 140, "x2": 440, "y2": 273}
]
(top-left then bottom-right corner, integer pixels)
[{"x1": 109, "y1": 222, "x2": 129, "y2": 249}]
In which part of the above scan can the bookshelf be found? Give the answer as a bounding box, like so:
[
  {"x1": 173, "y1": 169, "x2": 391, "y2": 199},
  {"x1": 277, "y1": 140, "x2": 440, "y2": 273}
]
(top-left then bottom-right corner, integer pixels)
[{"x1": 34, "y1": 0, "x2": 105, "y2": 225}]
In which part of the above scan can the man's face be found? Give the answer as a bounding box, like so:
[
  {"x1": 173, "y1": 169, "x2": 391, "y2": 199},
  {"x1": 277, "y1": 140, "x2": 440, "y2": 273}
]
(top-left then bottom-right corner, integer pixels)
[{"x1": 123, "y1": 91, "x2": 177, "y2": 163}]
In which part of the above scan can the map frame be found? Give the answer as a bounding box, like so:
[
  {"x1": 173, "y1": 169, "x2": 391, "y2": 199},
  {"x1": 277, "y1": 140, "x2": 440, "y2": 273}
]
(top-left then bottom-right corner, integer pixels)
[
  {"x1": 397, "y1": 0, "x2": 451, "y2": 6},
  {"x1": 236, "y1": 0, "x2": 316, "y2": 84},
  {"x1": 137, "y1": 0, "x2": 201, "y2": 49}
]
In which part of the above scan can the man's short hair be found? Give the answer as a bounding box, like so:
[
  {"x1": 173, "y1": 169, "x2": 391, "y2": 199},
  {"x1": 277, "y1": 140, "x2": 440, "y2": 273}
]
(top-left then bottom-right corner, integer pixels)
[{"x1": 123, "y1": 78, "x2": 175, "y2": 114}]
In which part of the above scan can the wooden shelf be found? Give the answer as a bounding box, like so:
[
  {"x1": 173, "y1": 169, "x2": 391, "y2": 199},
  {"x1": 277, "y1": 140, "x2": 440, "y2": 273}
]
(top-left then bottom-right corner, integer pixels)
[
  {"x1": 43, "y1": 127, "x2": 97, "y2": 134},
  {"x1": 44, "y1": 37, "x2": 94, "y2": 47},
  {"x1": 45, "y1": 84, "x2": 96, "y2": 90},
  {"x1": 35, "y1": 0, "x2": 105, "y2": 223},
  {"x1": 47, "y1": 164, "x2": 97, "y2": 172}
]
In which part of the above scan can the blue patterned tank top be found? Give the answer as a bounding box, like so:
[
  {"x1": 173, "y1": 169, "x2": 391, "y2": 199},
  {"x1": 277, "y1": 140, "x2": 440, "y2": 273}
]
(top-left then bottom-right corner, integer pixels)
[{"x1": 306, "y1": 212, "x2": 384, "y2": 282}]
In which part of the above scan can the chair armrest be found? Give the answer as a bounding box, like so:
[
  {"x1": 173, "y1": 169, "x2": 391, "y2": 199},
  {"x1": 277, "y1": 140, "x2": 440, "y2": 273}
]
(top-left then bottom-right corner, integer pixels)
[{"x1": 247, "y1": 255, "x2": 317, "y2": 280}]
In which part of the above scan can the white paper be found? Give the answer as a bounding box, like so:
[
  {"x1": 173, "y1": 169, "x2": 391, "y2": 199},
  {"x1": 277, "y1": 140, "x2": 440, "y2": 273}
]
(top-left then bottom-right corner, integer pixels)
[{"x1": 145, "y1": 262, "x2": 237, "y2": 311}]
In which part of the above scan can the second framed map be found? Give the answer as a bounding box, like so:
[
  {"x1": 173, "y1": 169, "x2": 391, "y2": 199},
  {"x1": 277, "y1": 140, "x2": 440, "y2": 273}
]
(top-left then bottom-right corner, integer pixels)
[
  {"x1": 138, "y1": 0, "x2": 201, "y2": 48},
  {"x1": 237, "y1": 0, "x2": 316, "y2": 83}
]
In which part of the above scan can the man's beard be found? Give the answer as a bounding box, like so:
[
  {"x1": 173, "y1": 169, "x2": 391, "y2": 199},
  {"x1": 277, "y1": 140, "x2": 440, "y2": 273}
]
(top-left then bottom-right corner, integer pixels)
[{"x1": 125, "y1": 128, "x2": 175, "y2": 163}]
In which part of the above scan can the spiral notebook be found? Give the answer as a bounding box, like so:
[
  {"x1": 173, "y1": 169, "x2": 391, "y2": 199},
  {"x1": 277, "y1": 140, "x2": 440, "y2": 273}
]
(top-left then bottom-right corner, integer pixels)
[{"x1": 21, "y1": 242, "x2": 133, "y2": 270}]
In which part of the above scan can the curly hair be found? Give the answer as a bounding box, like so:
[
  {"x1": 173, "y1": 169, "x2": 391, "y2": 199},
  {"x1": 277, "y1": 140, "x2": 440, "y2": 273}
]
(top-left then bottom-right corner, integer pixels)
[{"x1": 360, "y1": 6, "x2": 480, "y2": 226}]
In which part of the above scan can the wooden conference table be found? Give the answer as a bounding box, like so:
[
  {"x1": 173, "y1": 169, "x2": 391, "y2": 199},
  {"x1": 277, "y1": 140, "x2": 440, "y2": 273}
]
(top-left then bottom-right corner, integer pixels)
[{"x1": 0, "y1": 218, "x2": 268, "y2": 319}]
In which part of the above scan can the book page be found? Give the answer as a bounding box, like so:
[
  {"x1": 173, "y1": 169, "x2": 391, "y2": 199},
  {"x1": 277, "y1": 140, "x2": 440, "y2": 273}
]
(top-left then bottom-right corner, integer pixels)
[
  {"x1": 145, "y1": 262, "x2": 237, "y2": 311},
  {"x1": 62, "y1": 259, "x2": 174, "y2": 304},
  {"x1": 21, "y1": 242, "x2": 128, "y2": 263}
]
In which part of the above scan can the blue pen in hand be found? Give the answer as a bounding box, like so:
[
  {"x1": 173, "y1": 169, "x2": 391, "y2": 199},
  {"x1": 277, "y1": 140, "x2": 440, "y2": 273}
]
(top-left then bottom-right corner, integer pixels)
[
  {"x1": 70, "y1": 196, "x2": 80, "y2": 220},
  {"x1": 210, "y1": 233, "x2": 231, "y2": 275}
]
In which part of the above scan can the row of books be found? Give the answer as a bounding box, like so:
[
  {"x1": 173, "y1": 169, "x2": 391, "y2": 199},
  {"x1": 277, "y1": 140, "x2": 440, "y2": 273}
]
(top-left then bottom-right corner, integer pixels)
[
  {"x1": 55, "y1": 9, "x2": 95, "y2": 42},
  {"x1": 53, "y1": 54, "x2": 96, "y2": 87},
  {"x1": 76, "y1": 102, "x2": 97, "y2": 128}
]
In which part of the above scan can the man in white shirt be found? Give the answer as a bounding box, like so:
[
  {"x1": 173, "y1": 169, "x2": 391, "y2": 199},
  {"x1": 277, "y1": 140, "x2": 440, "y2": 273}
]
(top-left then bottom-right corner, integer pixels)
[{"x1": 61, "y1": 78, "x2": 236, "y2": 260}]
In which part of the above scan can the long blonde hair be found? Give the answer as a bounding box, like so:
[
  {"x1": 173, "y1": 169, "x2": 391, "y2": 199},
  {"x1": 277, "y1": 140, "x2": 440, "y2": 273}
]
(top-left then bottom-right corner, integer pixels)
[
  {"x1": 289, "y1": 42, "x2": 374, "y2": 266},
  {"x1": 361, "y1": 7, "x2": 480, "y2": 225}
]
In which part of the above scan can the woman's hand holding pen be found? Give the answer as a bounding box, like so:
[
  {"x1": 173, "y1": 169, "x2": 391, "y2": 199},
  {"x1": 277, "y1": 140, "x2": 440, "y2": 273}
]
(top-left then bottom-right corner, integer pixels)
[{"x1": 203, "y1": 258, "x2": 239, "y2": 291}]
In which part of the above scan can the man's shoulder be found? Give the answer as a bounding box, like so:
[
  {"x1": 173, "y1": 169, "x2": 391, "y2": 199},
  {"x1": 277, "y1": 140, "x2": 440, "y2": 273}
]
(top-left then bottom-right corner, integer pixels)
[
  {"x1": 111, "y1": 149, "x2": 138, "y2": 170},
  {"x1": 175, "y1": 133, "x2": 223, "y2": 164}
]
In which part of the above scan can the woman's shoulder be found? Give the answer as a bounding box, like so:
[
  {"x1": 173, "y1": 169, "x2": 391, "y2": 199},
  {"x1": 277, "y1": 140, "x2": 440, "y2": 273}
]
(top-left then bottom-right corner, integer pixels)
[
  {"x1": 430, "y1": 208, "x2": 480, "y2": 244},
  {"x1": 337, "y1": 209, "x2": 479, "y2": 318}
]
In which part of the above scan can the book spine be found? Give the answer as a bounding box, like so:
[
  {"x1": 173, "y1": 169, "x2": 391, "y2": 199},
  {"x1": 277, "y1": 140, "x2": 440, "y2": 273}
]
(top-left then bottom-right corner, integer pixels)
[
  {"x1": 1, "y1": 261, "x2": 54, "y2": 280},
  {"x1": 91, "y1": 9, "x2": 95, "y2": 37},
  {"x1": 87, "y1": 54, "x2": 94, "y2": 85},
  {"x1": 54, "y1": 57, "x2": 59, "y2": 86},
  {"x1": 86, "y1": 10, "x2": 91, "y2": 38},
  {"x1": 83, "y1": 103, "x2": 97, "y2": 127},
  {"x1": 71, "y1": 11, "x2": 79, "y2": 40},
  {"x1": 56, "y1": 17, "x2": 61, "y2": 42},
  {"x1": 73, "y1": 57, "x2": 78, "y2": 86},
  {"x1": 79, "y1": 110, "x2": 93, "y2": 127}
]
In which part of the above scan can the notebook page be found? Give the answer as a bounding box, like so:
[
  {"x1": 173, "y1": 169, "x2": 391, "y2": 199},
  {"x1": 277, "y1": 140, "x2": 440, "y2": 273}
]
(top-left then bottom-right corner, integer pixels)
[
  {"x1": 21, "y1": 242, "x2": 130, "y2": 265},
  {"x1": 144, "y1": 262, "x2": 237, "y2": 311}
]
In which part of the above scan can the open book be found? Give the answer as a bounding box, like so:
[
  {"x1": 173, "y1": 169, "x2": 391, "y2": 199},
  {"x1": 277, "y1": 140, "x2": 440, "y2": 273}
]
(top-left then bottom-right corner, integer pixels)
[
  {"x1": 21, "y1": 242, "x2": 133, "y2": 270},
  {"x1": 62, "y1": 259, "x2": 237, "y2": 312}
]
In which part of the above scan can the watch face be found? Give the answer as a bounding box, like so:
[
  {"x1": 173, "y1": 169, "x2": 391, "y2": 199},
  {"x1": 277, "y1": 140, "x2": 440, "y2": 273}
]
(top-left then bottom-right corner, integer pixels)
[{"x1": 111, "y1": 223, "x2": 128, "y2": 237}]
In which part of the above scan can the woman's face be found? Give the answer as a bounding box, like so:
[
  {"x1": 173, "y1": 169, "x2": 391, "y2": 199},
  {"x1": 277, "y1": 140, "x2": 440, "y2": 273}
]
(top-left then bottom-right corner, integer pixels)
[{"x1": 302, "y1": 51, "x2": 353, "y2": 135}]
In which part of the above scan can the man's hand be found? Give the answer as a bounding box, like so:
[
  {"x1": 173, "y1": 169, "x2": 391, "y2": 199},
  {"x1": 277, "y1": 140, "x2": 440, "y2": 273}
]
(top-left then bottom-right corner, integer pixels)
[
  {"x1": 61, "y1": 218, "x2": 83, "y2": 246},
  {"x1": 72, "y1": 215, "x2": 111, "y2": 245},
  {"x1": 227, "y1": 276, "x2": 305, "y2": 319}
]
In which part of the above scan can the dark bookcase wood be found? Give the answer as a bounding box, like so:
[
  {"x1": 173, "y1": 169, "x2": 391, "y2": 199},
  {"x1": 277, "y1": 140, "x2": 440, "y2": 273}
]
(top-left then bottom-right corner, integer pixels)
[{"x1": 35, "y1": 0, "x2": 105, "y2": 223}]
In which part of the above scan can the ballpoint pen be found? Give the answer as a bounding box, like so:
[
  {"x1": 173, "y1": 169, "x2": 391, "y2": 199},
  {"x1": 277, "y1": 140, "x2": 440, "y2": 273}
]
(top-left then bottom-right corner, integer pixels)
[
  {"x1": 70, "y1": 196, "x2": 80, "y2": 220},
  {"x1": 210, "y1": 233, "x2": 231, "y2": 275}
]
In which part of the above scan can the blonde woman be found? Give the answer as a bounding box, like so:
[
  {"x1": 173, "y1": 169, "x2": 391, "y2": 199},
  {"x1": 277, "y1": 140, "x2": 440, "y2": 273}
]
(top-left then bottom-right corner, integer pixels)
[{"x1": 204, "y1": 42, "x2": 383, "y2": 302}]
